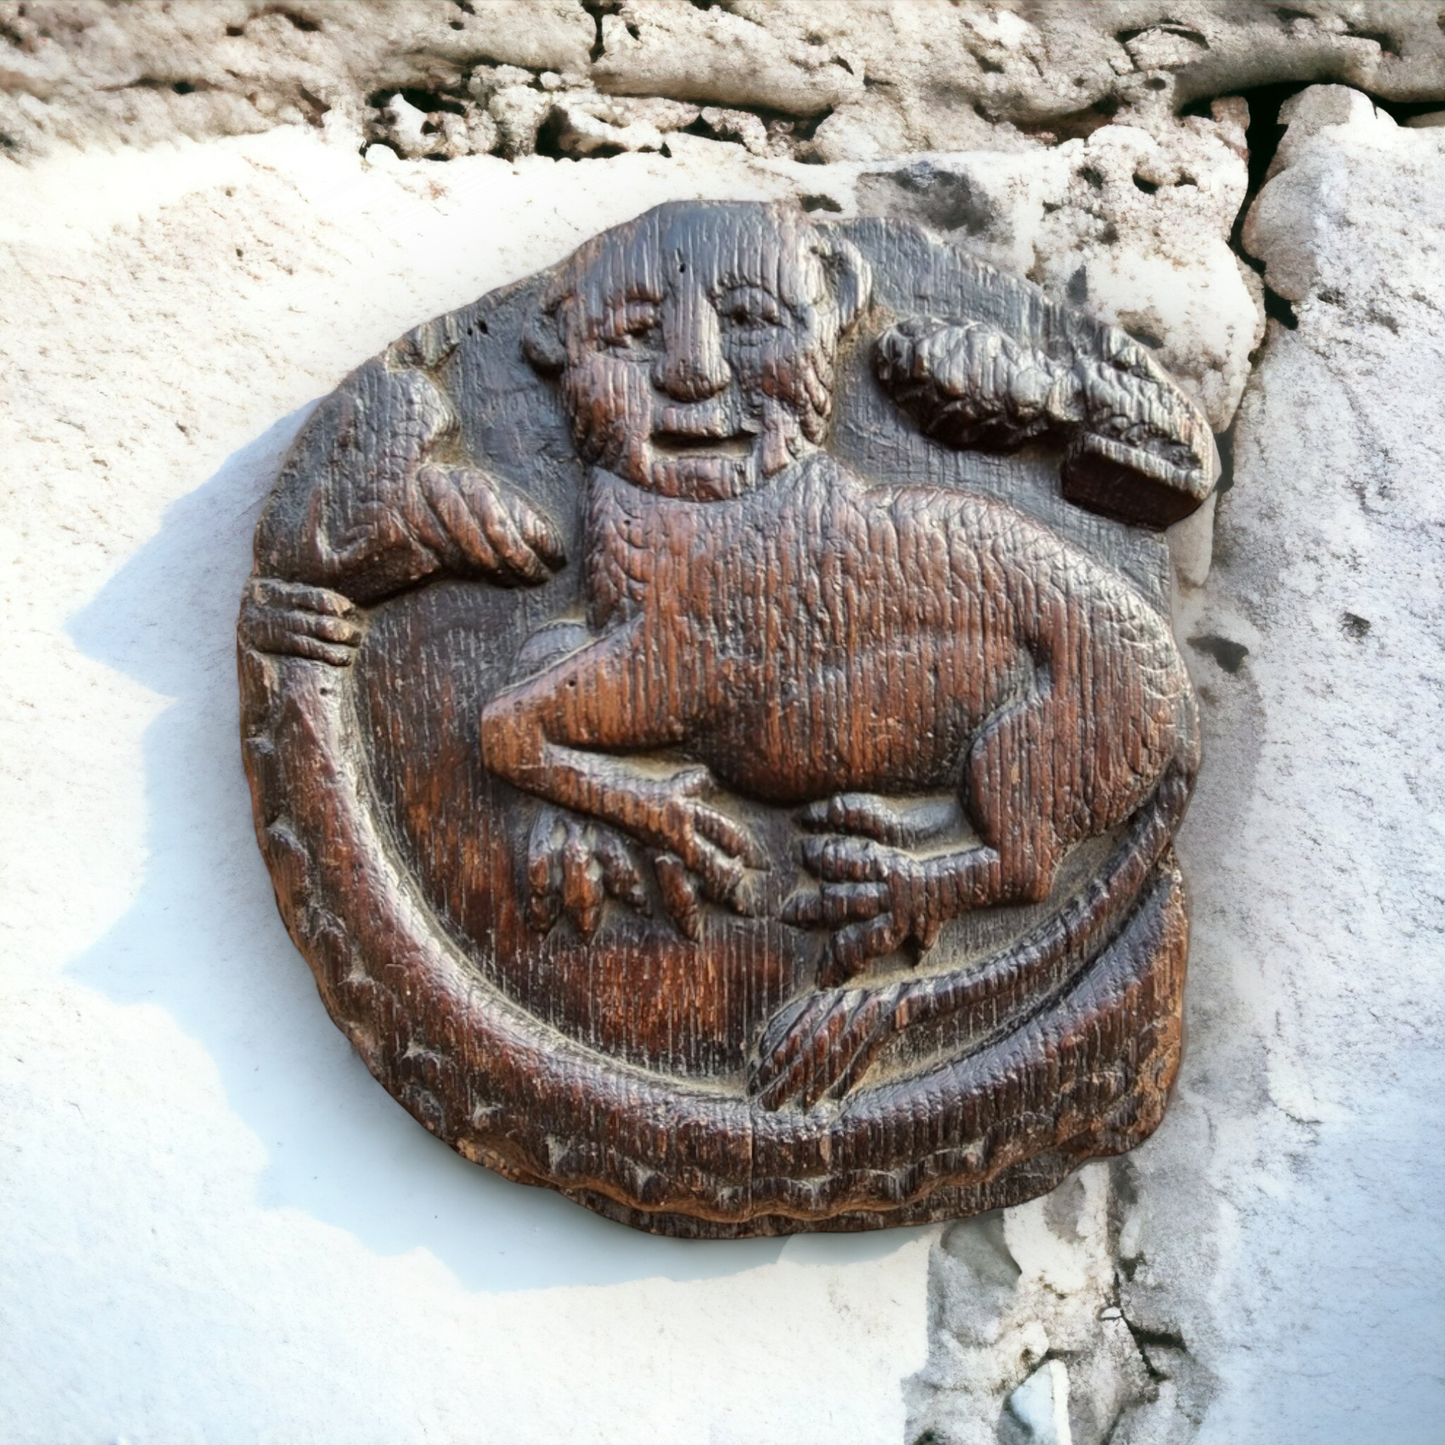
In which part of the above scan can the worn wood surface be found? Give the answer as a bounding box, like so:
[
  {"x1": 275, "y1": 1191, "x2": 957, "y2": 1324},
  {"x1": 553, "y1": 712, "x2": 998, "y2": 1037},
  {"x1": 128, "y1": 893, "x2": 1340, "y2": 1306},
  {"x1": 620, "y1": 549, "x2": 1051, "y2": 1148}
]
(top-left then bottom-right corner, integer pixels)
[{"x1": 238, "y1": 202, "x2": 1211, "y2": 1235}]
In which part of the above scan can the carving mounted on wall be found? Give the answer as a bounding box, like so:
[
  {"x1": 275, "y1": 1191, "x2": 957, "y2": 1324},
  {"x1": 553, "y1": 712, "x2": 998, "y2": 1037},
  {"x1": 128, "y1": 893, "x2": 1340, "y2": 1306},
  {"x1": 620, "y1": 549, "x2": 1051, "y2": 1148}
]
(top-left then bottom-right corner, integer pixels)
[{"x1": 238, "y1": 201, "x2": 1213, "y2": 1235}]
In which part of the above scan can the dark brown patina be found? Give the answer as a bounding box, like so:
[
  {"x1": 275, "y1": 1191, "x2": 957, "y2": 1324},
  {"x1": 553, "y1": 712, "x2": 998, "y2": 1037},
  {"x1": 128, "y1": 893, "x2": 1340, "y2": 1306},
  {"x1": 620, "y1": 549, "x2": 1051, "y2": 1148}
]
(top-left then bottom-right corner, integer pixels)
[{"x1": 238, "y1": 201, "x2": 1212, "y2": 1234}]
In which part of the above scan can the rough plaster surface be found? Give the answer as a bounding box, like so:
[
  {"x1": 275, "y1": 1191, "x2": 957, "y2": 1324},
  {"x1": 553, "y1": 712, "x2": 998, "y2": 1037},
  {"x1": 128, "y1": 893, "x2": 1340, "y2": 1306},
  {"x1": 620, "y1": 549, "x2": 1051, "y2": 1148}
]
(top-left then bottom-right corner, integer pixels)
[
  {"x1": 4, "y1": 0, "x2": 1445, "y2": 166},
  {"x1": 908, "y1": 86, "x2": 1445, "y2": 1445},
  {"x1": 4, "y1": 2, "x2": 1444, "y2": 1440},
  {"x1": 1160, "y1": 89, "x2": 1445, "y2": 1443}
]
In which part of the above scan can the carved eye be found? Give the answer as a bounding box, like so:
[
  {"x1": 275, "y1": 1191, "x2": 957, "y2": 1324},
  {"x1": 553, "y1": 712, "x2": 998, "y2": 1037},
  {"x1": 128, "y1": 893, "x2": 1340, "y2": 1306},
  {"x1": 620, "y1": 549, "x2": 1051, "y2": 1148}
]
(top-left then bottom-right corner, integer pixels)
[
  {"x1": 719, "y1": 287, "x2": 784, "y2": 334},
  {"x1": 601, "y1": 309, "x2": 660, "y2": 352}
]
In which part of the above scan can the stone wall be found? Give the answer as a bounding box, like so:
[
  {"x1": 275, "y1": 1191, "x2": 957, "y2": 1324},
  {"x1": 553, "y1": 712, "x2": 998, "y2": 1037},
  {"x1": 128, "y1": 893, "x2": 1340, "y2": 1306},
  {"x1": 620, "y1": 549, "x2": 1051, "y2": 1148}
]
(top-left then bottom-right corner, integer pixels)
[{"x1": 4, "y1": 4, "x2": 1443, "y2": 1442}]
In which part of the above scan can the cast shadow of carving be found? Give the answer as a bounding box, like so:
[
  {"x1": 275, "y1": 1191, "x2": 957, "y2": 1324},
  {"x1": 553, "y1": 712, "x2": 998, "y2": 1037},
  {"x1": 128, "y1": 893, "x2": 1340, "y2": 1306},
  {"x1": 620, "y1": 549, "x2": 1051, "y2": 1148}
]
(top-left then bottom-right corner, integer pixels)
[{"x1": 64, "y1": 407, "x2": 928, "y2": 1290}]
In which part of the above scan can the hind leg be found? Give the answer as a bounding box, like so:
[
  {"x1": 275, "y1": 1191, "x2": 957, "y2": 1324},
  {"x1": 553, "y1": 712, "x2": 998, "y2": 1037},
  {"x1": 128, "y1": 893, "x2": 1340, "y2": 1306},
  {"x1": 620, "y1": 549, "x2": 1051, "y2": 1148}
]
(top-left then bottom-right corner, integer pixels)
[{"x1": 960, "y1": 701, "x2": 1070, "y2": 902}]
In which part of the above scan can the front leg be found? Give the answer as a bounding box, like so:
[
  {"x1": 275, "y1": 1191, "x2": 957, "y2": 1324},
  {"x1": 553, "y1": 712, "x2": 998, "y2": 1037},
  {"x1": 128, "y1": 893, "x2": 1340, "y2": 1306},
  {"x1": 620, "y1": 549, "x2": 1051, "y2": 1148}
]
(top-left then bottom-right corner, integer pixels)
[
  {"x1": 481, "y1": 626, "x2": 766, "y2": 925},
  {"x1": 256, "y1": 359, "x2": 566, "y2": 605}
]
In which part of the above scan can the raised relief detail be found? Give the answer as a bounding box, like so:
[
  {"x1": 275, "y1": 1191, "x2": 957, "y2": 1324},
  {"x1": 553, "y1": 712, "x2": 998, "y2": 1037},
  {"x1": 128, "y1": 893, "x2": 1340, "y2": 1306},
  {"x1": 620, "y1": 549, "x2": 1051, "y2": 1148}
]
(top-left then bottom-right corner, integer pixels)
[{"x1": 239, "y1": 202, "x2": 1212, "y2": 1235}]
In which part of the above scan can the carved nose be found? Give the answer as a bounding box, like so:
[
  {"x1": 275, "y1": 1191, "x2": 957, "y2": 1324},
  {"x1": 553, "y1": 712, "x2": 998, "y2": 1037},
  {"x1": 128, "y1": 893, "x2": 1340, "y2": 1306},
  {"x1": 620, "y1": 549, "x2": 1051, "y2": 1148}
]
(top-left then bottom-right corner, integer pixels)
[{"x1": 653, "y1": 292, "x2": 730, "y2": 402}]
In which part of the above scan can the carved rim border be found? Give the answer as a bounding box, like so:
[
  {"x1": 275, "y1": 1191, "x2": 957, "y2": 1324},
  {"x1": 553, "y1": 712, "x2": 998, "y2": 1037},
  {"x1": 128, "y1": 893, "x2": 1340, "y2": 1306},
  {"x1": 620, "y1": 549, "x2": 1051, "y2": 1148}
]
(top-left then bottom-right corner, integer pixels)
[{"x1": 240, "y1": 643, "x2": 1187, "y2": 1236}]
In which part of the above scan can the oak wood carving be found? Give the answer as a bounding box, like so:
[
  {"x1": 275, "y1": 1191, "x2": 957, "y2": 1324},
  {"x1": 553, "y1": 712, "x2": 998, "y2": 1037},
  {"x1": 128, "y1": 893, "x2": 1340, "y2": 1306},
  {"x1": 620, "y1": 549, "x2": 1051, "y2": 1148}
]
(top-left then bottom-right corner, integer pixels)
[{"x1": 238, "y1": 202, "x2": 1212, "y2": 1235}]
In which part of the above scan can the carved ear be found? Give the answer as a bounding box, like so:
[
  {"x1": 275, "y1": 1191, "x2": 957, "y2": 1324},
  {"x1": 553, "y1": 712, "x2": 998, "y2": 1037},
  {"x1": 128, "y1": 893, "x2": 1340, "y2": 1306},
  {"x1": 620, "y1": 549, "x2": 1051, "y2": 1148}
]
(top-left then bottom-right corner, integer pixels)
[
  {"x1": 820, "y1": 233, "x2": 873, "y2": 336},
  {"x1": 522, "y1": 303, "x2": 567, "y2": 376}
]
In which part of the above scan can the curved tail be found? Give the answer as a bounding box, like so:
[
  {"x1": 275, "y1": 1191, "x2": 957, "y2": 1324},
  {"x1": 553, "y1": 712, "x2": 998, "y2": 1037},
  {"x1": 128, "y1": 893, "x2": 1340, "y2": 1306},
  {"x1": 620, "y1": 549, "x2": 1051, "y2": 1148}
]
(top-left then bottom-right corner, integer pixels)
[{"x1": 749, "y1": 750, "x2": 1196, "y2": 1111}]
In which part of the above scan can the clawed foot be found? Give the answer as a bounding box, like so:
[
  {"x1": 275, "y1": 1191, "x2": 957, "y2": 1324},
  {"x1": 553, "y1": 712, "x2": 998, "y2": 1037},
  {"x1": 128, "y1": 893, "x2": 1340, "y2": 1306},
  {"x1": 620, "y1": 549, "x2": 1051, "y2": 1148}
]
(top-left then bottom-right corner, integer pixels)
[
  {"x1": 748, "y1": 985, "x2": 898, "y2": 1110},
  {"x1": 784, "y1": 838, "x2": 941, "y2": 981},
  {"x1": 795, "y1": 791, "x2": 959, "y2": 849},
  {"x1": 239, "y1": 578, "x2": 365, "y2": 666},
  {"x1": 526, "y1": 806, "x2": 649, "y2": 940},
  {"x1": 630, "y1": 767, "x2": 768, "y2": 935},
  {"x1": 783, "y1": 794, "x2": 954, "y2": 981},
  {"x1": 525, "y1": 770, "x2": 767, "y2": 941}
]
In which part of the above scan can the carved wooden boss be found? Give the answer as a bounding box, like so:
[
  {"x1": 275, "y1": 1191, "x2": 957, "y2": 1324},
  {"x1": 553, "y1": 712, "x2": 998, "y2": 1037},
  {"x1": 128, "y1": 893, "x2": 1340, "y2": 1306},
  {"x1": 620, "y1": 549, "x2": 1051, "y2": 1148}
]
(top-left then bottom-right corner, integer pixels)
[{"x1": 239, "y1": 203, "x2": 1213, "y2": 1235}]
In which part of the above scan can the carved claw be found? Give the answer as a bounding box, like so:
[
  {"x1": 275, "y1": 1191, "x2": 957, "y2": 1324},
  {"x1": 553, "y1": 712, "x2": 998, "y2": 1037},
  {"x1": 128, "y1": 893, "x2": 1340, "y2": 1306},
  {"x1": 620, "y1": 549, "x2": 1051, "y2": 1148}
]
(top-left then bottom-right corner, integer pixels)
[
  {"x1": 525, "y1": 807, "x2": 649, "y2": 940},
  {"x1": 749, "y1": 986, "x2": 898, "y2": 1111},
  {"x1": 638, "y1": 767, "x2": 767, "y2": 922},
  {"x1": 654, "y1": 853, "x2": 701, "y2": 940},
  {"x1": 796, "y1": 791, "x2": 958, "y2": 848},
  {"x1": 523, "y1": 789, "x2": 762, "y2": 942},
  {"x1": 790, "y1": 834, "x2": 944, "y2": 981},
  {"x1": 802, "y1": 833, "x2": 906, "y2": 883},
  {"x1": 238, "y1": 577, "x2": 365, "y2": 666},
  {"x1": 418, "y1": 464, "x2": 566, "y2": 585}
]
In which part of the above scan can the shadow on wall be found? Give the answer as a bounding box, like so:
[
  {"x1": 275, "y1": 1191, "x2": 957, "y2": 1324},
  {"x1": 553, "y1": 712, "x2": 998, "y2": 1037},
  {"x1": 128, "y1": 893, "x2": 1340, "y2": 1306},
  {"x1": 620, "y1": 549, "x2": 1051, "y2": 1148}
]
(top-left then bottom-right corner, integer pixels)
[{"x1": 65, "y1": 406, "x2": 926, "y2": 1292}]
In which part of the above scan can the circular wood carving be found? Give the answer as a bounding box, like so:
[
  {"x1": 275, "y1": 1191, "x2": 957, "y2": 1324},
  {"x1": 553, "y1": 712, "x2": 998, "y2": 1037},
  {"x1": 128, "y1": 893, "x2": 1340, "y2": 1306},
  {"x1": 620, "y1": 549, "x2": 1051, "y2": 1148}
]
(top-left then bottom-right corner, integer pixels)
[{"x1": 238, "y1": 203, "x2": 1211, "y2": 1236}]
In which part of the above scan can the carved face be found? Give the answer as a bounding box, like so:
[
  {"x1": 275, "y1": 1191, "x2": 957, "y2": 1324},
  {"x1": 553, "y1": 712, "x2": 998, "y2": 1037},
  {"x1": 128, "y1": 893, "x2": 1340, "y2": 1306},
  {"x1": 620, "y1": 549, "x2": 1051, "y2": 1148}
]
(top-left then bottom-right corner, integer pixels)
[{"x1": 534, "y1": 203, "x2": 866, "y2": 500}]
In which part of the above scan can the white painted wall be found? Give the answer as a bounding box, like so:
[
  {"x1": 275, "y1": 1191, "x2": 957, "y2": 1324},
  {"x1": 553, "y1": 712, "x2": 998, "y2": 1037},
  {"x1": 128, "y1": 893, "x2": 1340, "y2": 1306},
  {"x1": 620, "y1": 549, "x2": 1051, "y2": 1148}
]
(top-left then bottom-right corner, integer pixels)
[{"x1": 0, "y1": 130, "x2": 934, "y2": 1445}]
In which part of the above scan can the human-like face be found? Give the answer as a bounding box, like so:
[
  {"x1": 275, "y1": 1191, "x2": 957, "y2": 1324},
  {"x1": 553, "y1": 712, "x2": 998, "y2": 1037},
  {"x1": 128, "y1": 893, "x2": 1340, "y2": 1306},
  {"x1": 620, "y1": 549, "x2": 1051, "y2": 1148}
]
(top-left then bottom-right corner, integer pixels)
[{"x1": 554, "y1": 206, "x2": 843, "y2": 499}]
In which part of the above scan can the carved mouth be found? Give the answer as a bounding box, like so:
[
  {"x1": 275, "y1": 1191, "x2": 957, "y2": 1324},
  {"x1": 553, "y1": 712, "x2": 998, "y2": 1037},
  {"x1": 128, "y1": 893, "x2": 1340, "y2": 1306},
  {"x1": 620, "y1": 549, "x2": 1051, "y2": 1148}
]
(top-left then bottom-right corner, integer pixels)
[{"x1": 650, "y1": 432, "x2": 754, "y2": 459}]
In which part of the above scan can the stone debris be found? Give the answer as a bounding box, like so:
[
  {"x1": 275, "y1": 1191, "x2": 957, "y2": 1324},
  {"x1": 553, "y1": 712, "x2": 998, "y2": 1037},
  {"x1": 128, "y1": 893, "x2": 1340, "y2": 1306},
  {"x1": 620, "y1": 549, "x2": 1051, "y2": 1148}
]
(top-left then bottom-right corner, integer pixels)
[
  {"x1": 545, "y1": 93, "x2": 700, "y2": 158},
  {"x1": 697, "y1": 106, "x2": 771, "y2": 158},
  {"x1": 907, "y1": 1166, "x2": 1202, "y2": 1445},
  {"x1": 363, "y1": 72, "x2": 703, "y2": 161},
  {"x1": 4, "y1": 1, "x2": 1445, "y2": 166}
]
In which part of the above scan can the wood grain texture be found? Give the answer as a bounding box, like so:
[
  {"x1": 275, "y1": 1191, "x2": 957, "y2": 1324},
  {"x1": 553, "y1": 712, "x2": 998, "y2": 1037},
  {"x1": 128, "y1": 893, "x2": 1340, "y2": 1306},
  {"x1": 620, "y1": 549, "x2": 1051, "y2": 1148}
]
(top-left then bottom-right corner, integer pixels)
[{"x1": 238, "y1": 202, "x2": 1210, "y2": 1234}]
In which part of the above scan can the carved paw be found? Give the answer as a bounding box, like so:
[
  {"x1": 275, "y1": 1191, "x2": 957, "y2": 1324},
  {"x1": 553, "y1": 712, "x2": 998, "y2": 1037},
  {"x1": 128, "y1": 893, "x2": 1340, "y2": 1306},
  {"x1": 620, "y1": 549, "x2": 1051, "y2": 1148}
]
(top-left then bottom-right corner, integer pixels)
[
  {"x1": 632, "y1": 767, "x2": 768, "y2": 927},
  {"x1": 525, "y1": 806, "x2": 648, "y2": 940},
  {"x1": 785, "y1": 831, "x2": 943, "y2": 982},
  {"x1": 417, "y1": 464, "x2": 566, "y2": 585},
  {"x1": 748, "y1": 985, "x2": 898, "y2": 1111},
  {"x1": 795, "y1": 791, "x2": 958, "y2": 848},
  {"x1": 524, "y1": 782, "x2": 766, "y2": 942},
  {"x1": 238, "y1": 578, "x2": 365, "y2": 666}
]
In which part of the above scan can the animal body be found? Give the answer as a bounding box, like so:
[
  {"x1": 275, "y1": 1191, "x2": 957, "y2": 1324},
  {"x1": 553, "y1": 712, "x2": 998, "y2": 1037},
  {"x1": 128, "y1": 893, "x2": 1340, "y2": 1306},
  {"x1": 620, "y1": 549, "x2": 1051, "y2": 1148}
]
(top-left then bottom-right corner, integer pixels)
[
  {"x1": 483, "y1": 447, "x2": 1195, "y2": 964},
  {"x1": 481, "y1": 201, "x2": 1205, "y2": 989},
  {"x1": 240, "y1": 199, "x2": 1211, "y2": 1104}
]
